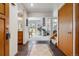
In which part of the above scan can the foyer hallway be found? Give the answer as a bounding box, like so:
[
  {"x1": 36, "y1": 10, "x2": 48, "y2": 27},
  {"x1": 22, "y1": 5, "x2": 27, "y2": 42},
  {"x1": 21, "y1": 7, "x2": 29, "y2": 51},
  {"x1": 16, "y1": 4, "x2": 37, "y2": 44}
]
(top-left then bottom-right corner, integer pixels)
[
  {"x1": 16, "y1": 36, "x2": 65, "y2": 56},
  {"x1": 0, "y1": 3, "x2": 78, "y2": 56}
]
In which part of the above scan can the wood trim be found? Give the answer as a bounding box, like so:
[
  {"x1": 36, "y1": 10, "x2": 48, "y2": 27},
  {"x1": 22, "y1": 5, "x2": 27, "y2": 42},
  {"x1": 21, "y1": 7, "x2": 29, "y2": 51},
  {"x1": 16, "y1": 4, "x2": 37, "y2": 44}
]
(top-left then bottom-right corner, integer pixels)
[{"x1": 75, "y1": 3, "x2": 79, "y2": 56}]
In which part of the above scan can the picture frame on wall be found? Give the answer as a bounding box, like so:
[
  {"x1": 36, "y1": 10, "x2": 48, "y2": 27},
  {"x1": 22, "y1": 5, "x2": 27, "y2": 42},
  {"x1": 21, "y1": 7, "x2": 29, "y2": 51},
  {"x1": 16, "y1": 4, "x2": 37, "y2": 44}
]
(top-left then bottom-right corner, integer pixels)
[
  {"x1": 43, "y1": 17, "x2": 45, "y2": 26},
  {"x1": 26, "y1": 19, "x2": 28, "y2": 26}
]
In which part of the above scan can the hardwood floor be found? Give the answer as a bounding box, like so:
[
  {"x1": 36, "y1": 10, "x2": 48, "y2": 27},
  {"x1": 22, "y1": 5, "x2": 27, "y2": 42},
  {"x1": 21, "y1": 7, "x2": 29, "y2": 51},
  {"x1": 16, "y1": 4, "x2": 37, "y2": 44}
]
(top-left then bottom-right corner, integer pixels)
[
  {"x1": 16, "y1": 40, "x2": 65, "y2": 56},
  {"x1": 50, "y1": 41, "x2": 65, "y2": 56},
  {"x1": 16, "y1": 42, "x2": 29, "y2": 56}
]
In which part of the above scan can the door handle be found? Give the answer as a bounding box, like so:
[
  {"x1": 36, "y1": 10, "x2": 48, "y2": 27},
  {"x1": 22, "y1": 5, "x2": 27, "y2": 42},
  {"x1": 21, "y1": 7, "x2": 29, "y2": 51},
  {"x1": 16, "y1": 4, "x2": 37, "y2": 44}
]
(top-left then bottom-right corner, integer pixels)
[
  {"x1": 6, "y1": 32, "x2": 10, "y2": 40},
  {"x1": 66, "y1": 32, "x2": 72, "y2": 40}
]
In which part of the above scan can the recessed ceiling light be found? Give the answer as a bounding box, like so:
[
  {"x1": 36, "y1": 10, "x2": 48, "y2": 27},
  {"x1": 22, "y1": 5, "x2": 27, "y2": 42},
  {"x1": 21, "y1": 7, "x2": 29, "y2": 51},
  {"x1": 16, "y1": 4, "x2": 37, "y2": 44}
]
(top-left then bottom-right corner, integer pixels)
[
  {"x1": 18, "y1": 17, "x2": 23, "y2": 20},
  {"x1": 30, "y1": 3, "x2": 34, "y2": 7}
]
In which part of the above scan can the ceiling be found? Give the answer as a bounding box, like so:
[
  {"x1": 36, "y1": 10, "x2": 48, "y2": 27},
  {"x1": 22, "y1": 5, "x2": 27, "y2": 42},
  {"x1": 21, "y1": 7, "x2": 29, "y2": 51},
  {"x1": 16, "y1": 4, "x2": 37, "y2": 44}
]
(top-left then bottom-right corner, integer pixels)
[{"x1": 23, "y1": 3, "x2": 63, "y2": 13}]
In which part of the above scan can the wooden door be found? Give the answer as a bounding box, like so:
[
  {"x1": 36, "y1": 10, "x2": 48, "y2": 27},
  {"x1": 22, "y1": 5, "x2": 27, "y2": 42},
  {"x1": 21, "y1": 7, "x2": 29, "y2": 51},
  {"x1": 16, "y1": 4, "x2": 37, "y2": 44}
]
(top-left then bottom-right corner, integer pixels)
[
  {"x1": 5, "y1": 3, "x2": 9, "y2": 56},
  {"x1": 0, "y1": 3, "x2": 9, "y2": 56},
  {"x1": 0, "y1": 19, "x2": 5, "y2": 56},
  {"x1": 58, "y1": 4, "x2": 73, "y2": 56},
  {"x1": 18, "y1": 31, "x2": 23, "y2": 45},
  {"x1": 75, "y1": 4, "x2": 79, "y2": 56}
]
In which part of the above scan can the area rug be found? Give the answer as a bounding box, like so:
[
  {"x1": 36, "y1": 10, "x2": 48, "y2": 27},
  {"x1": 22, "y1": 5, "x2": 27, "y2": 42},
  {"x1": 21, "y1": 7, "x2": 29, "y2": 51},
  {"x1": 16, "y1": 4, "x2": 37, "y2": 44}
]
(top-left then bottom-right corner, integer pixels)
[{"x1": 29, "y1": 44, "x2": 53, "y2": 56}]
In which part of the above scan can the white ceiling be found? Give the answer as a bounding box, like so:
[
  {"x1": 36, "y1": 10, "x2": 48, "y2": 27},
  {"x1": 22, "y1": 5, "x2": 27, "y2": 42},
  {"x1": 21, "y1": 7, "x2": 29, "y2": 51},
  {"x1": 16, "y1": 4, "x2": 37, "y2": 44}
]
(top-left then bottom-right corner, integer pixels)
[{"x1": 23, "y1": 3, "x2": 63, "y2": 13}]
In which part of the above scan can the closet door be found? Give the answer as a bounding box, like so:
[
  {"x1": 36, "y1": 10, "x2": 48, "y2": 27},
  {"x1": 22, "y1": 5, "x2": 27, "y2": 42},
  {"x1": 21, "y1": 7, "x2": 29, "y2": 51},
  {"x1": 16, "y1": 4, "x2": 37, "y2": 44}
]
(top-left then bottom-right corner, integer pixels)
[{"x1": 58, "y1": 3, "x2": 73, "y2": 56}]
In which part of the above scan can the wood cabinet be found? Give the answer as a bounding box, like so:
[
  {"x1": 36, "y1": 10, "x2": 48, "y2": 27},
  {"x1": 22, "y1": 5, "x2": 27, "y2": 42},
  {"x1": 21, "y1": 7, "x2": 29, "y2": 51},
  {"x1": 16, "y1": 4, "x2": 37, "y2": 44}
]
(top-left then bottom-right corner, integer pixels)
[
  {"x1": 18, "y1": 31, "x2": 23, "y2": 45},
  {"x1": 58, "y1": 3, "x2": 73, "y2": 56}
]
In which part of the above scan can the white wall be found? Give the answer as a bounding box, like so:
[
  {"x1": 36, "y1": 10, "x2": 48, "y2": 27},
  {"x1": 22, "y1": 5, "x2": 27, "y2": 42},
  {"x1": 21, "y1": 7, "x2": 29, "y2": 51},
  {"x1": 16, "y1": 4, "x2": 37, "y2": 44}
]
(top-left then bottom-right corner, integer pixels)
[
  {"x1": 53, "y1": 9, "x2": 58, "y2": 18},
  {"x1": 9, "y1": 4, "x2": 18, "y2": 56},
  {"x1": 17, "y1": 4, "x2": 29, "y2": 44},
  {"x1": 23, "y1": 10, "x2": 29, "y2": 44},
  {"x1": 9, "y1": 4, "x2": 29, "y2": 56},
  {"x1": 18, "y1": 20, "x2": 23, "y2": 31}
]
